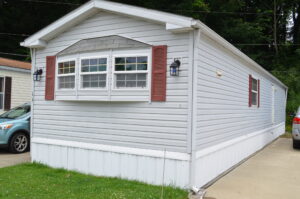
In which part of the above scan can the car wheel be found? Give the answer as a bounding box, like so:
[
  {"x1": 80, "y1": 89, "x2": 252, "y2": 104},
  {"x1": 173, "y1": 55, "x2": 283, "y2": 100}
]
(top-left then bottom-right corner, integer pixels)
[
  {"x1": 9, "y1": 132, "x2": 29, "y2": 153},
  {"x1": 293, "y1": 139, "x2": 299, "y2": 149}
]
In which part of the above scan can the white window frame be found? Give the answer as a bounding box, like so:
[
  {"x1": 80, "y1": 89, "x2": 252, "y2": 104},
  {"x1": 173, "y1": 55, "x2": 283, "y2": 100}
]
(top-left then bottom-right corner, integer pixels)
[
  {"x1": 79, "y1": 55, "x2": 109, "y2": 91},
  {"x1": 0, "y1": 76, "x2": 4, "y2": 111},
  {"x1": 112, "y1": 53, "x2": 151, "y2": 91},
  {"x1": 251, "y1": 75, "x2": 259, "y2": 107},
  {"x1": 56, "y1": 58, "x2": 76, "y2": 91}
]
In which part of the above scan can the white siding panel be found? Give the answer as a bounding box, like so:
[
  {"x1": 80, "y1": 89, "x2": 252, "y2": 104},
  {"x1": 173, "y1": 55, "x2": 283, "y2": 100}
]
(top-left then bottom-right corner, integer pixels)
[
  {"x1": 33, "y1": 11, "x2": 190, "y2": 152},
  {"x1": 0, "y1": 69, "x2": 31, "y2": 113},
  {"x1": 196, "y1": 33, "x2": 287, "y2": 150}
]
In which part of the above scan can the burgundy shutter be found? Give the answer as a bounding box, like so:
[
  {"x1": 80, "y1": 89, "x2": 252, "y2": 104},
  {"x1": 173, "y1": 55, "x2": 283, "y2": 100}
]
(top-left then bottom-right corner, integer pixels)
[
  {"x1": 151, "y1": 45, "x2": 167, "y2": 101},
  {"x1": 45, "y1": 56, "x2": 56, "y2": 100},
  {"x1": 4, "y1": 76, "x2": 12, "y2": 111},
  {"x1": 258, "y1": 79, "x2": 260, "y2": 107},
  {"x1": 248, "y1": 75, "x2": 252, "y2": 107}
]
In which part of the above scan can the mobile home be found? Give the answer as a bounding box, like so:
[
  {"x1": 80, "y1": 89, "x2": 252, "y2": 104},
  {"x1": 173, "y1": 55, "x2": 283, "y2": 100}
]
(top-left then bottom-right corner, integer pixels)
[
  {"x1": 21, "y1": 0, "x2": 287, "y2": 188},
  {"x1": 0, "y1": 57, "x2": 31, "y2": 113}
]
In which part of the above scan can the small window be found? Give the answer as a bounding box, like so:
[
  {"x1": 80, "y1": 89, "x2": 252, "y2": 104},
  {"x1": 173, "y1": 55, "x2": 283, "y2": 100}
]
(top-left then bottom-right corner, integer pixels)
[
  {"x1": 57, "y1": 60, "x2": 76, "y2": 89},
  {"x1": 251, "y1": 78, "x2": 258, "y2": 105},
  {"x1": 0, "y1": 77, "x2": 3, "y2": 109},
  {"x1": 80, "y1": 58, "x2": 107, "y2": 89},
  {"x1": 249, "y1": 75, "x2": 260, "y2": 107},
  {"x1": 114, "y1": 56, "x2": 148, "y2": 89}
]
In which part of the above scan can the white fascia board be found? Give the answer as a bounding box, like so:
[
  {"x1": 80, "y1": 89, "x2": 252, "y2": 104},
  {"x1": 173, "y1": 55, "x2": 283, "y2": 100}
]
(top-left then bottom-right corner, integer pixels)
[
  {"x1": 21, "y1": 0, "x2": 97, "y2": 48},
  {"x1": 195, "y1": 20, "x2": 287, "y2": 89},
  {"x1": 21, "y1": 39, "x2": 47, "y2": 48},
  {"x1": 166, "y1": 23, "x2": 194, "y2": 32}
]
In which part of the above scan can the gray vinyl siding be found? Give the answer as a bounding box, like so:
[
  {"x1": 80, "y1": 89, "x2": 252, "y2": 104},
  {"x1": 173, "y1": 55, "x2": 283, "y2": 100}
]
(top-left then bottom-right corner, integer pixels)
[
  {"x1": 33, "y1": 11, "x2": 191, "y2": 152},
  {"x1": 196, "y1": 33, "x2": 286, "y2": 150},
  {"x1": 274, "y1": 86, "x2": 286, "y2": 124}
]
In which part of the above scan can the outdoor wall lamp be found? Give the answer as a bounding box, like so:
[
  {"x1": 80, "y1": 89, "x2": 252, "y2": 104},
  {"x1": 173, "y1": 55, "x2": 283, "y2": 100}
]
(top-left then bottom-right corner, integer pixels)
[
  {"x1": 33, "y1": 69, "x2": 43, "y2": 81},
  {"x1": 170, "y1": 59, "x2": 181, "y2": 76}
]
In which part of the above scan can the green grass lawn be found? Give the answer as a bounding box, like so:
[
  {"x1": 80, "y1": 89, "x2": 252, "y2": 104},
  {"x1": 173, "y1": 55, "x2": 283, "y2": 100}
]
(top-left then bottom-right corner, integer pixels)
[
  {"x1": 0, "y1": 163, "x2": 187, "y2": 199},
  {"x1": 280, "y1": 124, "x2": 293, "y2": 138}
]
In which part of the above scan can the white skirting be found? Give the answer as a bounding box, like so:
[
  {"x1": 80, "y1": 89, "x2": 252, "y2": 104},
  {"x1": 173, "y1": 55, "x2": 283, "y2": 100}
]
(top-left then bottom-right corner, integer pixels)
[
  {"x1": 31, "y1": 138, "x2": 190, "y2": 188},
  {"x1": 31, "y1": 122, "x2": 285, "y2": 189},
  {"x1": 193, "y1": 122, "x2": 285, "y2": 187}
]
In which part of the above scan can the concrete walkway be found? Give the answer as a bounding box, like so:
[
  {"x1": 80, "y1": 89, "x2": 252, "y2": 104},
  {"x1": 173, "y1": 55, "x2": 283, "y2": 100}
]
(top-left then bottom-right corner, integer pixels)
[
  {"x1": 0, "y1": 149, "x2": 30, "y2": 168},
  {"x1": 206, "y1": 138, "x2": 300, "y2": 199}
]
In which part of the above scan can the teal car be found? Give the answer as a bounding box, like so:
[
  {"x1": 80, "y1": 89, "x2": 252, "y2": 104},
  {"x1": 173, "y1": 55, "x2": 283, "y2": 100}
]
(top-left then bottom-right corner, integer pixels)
[{"x1": 0, "y1": 103, "x2": 30, "y2": 153}]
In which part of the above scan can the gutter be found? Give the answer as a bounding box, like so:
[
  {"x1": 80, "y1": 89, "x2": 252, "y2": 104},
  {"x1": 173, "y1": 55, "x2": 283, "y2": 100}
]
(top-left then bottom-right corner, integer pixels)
[{"x1": 0, "y1": 65, "x2": 31, "y2": 73}]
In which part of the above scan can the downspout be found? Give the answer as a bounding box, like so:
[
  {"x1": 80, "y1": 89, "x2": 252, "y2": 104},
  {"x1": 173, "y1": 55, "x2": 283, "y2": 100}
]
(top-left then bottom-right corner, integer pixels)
[
  {"x1": 188, "y1": 28, "x2": 201, "y2": 187},
  {"x1": 30, "y1": 48, "x2": 35, "y2": 162}
]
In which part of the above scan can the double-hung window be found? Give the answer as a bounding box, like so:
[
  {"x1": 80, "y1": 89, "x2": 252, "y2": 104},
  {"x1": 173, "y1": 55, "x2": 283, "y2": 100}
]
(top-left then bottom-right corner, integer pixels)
[
  {"x1": 0, "y1": 77, "x2": 3, "y2": 110},
  {"x1": 57, "y1": 60, "x2": 76, "y2": 89},
  {"x1": 249, "y1": 75, "x2": 260, "y2": 107},
  {"x1": 113, "y1": 56, "x2": 148, "y2": 89},
  {"x1": 80, "y1": 57, "x2": 107, "y2": 89},
  {"x1": 251, "y1": 77, "x2": 258, "y2": 106}
]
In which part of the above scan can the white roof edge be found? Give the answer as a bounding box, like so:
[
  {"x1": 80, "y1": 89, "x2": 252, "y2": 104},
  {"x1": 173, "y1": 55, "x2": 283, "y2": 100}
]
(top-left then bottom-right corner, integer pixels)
[
  {"x1": 195, "y1": 21, "x2": 287, "y2": 89},
  {"x1": 21, "y1": 0, "x2": 194, "y2": 48}
]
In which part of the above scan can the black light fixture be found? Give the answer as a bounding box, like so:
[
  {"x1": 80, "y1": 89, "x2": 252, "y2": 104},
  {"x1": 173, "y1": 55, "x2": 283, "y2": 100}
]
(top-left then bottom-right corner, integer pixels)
[
  {"x1": 170, "y1": 59, "x2": 181, "y2": 76},
  {"x1": 33, "y1": 69, "x2": 43, "y2": 81}
]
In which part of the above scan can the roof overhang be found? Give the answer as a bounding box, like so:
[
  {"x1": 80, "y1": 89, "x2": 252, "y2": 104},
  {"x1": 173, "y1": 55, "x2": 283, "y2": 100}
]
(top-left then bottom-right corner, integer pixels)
[
  {"x1": 0, "y1": 65, "x2": 31, "y2": 73},
  {"x1": 21, "y1": 0, "x2": 197, "y2": 48}
]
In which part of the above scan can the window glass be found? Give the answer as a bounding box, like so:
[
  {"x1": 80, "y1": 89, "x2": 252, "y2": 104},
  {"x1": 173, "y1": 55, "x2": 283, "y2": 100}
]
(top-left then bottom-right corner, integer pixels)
[
  {"x1": 58, "y1": 61, "x2": 75, "y2": 74},
  {"x1": 252, "y1": 78, "x2": 258, "y2": 91},
  {"x1": 116, "y1": 74, "x2": 147, "y2": 88},
  {"x1": 81, "y1": 58, "x2": 107, "y2": 73},
  {"x1": 80, "y1": 58, "x2": 107, "y2": 89},
  {"x1": 58, "y1": 76, "x2": 75, "y2": 89},
  {"x1": 115, "y1": 56, "x2": 148, "y2": 71},
  {"x1": 82, "y1": 74, "x2": 106, "y2": 88},
  {"x1": 0, "y1": 104, "x2": 30, "y2": 119},
  {"x1": 250, "y1": 77, "x2": 259, "y2": 106},
  {"x1": 251, "y1": 92, "x2": 257, "y2": 105}
]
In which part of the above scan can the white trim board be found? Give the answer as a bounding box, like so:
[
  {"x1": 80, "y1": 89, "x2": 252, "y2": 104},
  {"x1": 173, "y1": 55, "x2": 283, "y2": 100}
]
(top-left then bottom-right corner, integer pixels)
[
  {"x1": 195, "y1": 122, "x2": 285, "y2": 159},
  {"x1": 194, "y1": 122, "x2": 285, "y2": 187},
  {"x1": 31, "y1": 137, "x2": 191, "y2": 161}
]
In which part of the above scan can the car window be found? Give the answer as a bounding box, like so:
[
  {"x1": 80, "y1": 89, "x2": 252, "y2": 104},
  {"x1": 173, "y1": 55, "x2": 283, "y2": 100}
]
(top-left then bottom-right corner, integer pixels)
[{"x1": 0, "y1": 104, "x2": 30, "y2": 119}]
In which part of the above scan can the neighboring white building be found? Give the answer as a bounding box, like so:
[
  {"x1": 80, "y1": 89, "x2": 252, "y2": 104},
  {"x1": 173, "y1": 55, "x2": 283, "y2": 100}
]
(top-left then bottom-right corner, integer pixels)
[
  {"x1": 0, "y1": 57, "x2": 31, "y2": 113},
  {"x1": 21, "y1": 0, "x2": 287, "y2": 188}
]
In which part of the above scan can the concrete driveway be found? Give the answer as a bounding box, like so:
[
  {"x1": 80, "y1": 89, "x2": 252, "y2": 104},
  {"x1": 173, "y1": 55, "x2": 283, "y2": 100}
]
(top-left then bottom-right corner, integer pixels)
[
  {"x1": 0, "y1": 149, "x2": 30, "y2": 168},
  {"x1": 206, "y1": 138, "x2": 300, "y2": 199}
]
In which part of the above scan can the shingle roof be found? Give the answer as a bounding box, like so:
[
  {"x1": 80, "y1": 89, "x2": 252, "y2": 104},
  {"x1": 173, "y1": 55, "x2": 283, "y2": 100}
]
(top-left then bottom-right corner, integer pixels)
[{"x1": 0, "y1": 57, "x2": 31, "y2": 70}]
